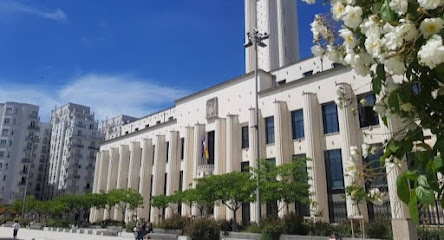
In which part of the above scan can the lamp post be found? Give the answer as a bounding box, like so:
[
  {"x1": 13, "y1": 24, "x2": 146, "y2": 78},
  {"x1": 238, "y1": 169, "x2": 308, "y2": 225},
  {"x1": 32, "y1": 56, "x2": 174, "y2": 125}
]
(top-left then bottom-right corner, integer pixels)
[
  {"x1": 22, "y1": 134, "x2": 40, "y2": 218},
  {"x1": 244, "y1": 28, "x2": 269, "y2": 226}
]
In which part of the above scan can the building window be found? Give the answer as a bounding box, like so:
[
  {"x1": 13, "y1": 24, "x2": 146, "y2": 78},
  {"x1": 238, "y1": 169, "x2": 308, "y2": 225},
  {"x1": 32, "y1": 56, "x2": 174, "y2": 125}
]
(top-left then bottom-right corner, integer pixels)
[
  {"x1": 207, "y1": 131, "x2": 215, "y2": 165},
  {"x1": 325, "y1": 149, "x2": 344, "y2": 190},
  {"x1": 166, "y1": 142, "x2": 169, "y2": 163},
  {"x1": 152, "y1": 145, "x2": 155, "y2": 165},
  {"x1": 364, "y1": 146, "x2": 386, "y2": 187},
  {"x1": 291, "y1": 109, "x2": 304, "y2": 139},
  {"x1": 322, "y1": 102, "x2": 339, "y2": 134},
  {"x1": 241, "y1": 126, "x2": 249, "y2": 149},
  {"x1": 241, "y1": 162, "x2": 249, "y2": 172},
  {"x1": 0, "y1": 140, "x2": 6, "y2": 146},
  {"x1": 357, "y1": 93, "x2": 379, "y2": 128},
  {"x1": 1, "y1": 129, "x2": 8, "y2": 136},
  {"x1": 265, "y1": 116, "x2": 275, "y2": 144},
  {"x1": 180, "y1": 138, "x2": 185, "y2": 160},
  {"x1": 3, "y1": 118, "x2": 10, "y2": 125},
  {"x1": 303, "y1": 70, "x2": 313, "y2": 77}
]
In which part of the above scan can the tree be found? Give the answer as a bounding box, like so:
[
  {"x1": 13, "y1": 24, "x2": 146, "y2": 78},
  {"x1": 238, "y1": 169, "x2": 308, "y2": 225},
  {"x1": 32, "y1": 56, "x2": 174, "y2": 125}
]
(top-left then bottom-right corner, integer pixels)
[
  {"x1": 108, "y1": 189, "x2": 143, "y2": 222},
  {"x1": 303, "y1": 0, "x2": 444, "y2": 224},
  {"x1": 254, "y1": 158, "x2": 310, "y2": 214},
  {"x1": 197, "y1": 172, "x2": 256, "y2": 231}
]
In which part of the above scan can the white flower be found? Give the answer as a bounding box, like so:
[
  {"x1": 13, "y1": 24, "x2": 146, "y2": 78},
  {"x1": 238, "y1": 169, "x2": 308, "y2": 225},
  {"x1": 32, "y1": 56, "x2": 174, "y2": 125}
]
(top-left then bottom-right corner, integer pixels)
[
  {"x1": 368, "y1": 188, "x2": 386, "y2": 206},
  {"x1": 385, "y1": 56, "x2": 406, "y2": 75},
  {"x1": 311, "y1": 16, "x2": 330, "y2": 41},
  {"x1": 325, "y1": 45, "x2": 342, "y2": 63},
  {"x1": 361, "y1": 143, "x2": 370, "y2": 158},
  {"x1": 383, "y1": 23, "x2": 404, "y2": 51},
  {"x1": 418, "y1": 34, "x2": 444, "y2": 69},
  {"x1": 400, "y1": 103, "x2": 414, "y2": 112},
  {"x1": 345, "y1": 160, "x2": 357, "y2": 178},
  {"x1": 418, "y1": 0, "x2": 444, "y2": 10},
  {"x1": 365, "y1": 36, "x2": 383, "y2": 58},
  {"x1": 343, "y1": 5, "x2": 363, "y2": 29},
  {"x1": 331, "y1": 1, "x2": 346, "y2": 20},
  {"x1": 339, "y1": 28, "x2": 356, "y2": 50},
  {"x1": 354, "y1": 63, "x2": 371, "y2": 76},
  {"x1": 350, "y1": 146, "x2": 361, "y2": 160},
  {"x1": 389, "y1": 0, "x2": 408, "y2": 15},
  {"x1": 399, "y1": 19, "x2": 419, "y2": 42},
  {"x1": 420, "y1": 18, "x2": 444, "y2": 39},
  {"x1": 359, "y1": 98, "x2": 367, "y2": 106},
  {"x1": 373, "y1": 100, "x2": 386, "y2": 117},
  {"x1": 360, "y1": 16, "x2": 381, "y2": 38},
  {"x1": 311, "y1": 45, "x2": 325, "y2": 57}
]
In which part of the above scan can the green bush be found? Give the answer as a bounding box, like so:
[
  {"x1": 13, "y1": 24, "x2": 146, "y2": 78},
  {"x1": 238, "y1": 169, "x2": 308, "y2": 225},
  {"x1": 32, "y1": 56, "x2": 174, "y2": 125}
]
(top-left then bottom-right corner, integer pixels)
[
  {"x1": 281, "y1": 213, "x2": 309, "y2": 235},
  {"x1": 125, "y1": 221, "x2": 136, "y2": 233},
  {"x1": 95, "y1": 220, "x2": 125, "y2": 228},
  {"x1": 47, "y1": 219, "x2": 70, "y2": 228},
  {"x1": 184, "y1": 218, "x2": 220, "y2": 240},
  {"x1": 243, "y1": 222, "x2": 261, "y2": 233},
  {"x1": 366, "y1": 219, "x2": 392, "y2": 240},
  {"x1": 160, "y1": 214, "x2": 190, "y2": 230},
  {"x1": 260, "y1": 217, "x2": 285, "y2": 240},
  {"x1": 418, "y1": 228, "x2": 444, "y2": 240},
  {"x1": 18, "y1": 219, "x2": 29, "y2": 228},
  {"x1": 217, "y1": 219, "x2": 232, "y2": 232},
  {"x1": 307, "y1": 221, "x2": 334, "y2": 236}
]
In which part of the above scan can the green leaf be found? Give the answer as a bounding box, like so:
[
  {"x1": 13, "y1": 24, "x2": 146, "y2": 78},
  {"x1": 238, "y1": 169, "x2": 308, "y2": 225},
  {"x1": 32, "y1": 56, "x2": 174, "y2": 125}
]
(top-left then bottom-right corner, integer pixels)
[
  {"x1": 380, "y1": 0, "x2": 397, "y2": 22},
  {"x1": 417, "y1": 175, "x2": 430, "y2": 188},
  {"x1": 388, "y1": 141, "x2": 401, "y2": 153},
  {"x1": 409, "y1": 191, "x2": 419, "y2": 224},
  {"x1": 415, "y1": 186, "x2": 435, "y2": 205},
  {"x1": 404, "y1": 170, "x2": 419, "y2": 180},
  {"x1": 434, "y1": 155, "x2": 444, "y2": 171},
  {"x1": 372, "y1": 75, "x2": 382, "y2": 94},
  {"x1": 397, "y1": 174, "x2": 411, "y2": 204},
  {"x1": 388, "y1": 90, "x2": 400, "y2": 111},
  {"x1": 434, "y1": 138, "x2": 444, "y2": 153}
]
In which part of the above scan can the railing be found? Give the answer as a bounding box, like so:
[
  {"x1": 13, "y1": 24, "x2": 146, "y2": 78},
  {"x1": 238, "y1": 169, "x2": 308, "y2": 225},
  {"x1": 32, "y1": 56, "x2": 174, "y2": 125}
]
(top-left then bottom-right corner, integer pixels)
[
  {"x1": 73, "y1": 144, "x2": 84, "y2": 148},
  {"x1": 67, "y1": 163, "x2": 80, "y2": 169},
  {"x1": 29, "y1": 114, "x2": 40, "y2": 120},
  {"x1": 21, "y1": 158, "x2": 31, "y2": 163},
  {"x1": 420, "y1": 200, "x2": 444, "y2": 225},
  {"x1": 69, "y1": 153, "x2": 83, "y2": 159},
  {"x1": 75, "y1": 123, "x2": 86, "y2": 128},
  {"x1": 28, "y1": 125, "x2": 40, "y2": 131},
  {"x1": 330, "y1": 201, "x2": 348, "y2": 223},
  {"x1": 368, "y1": 201, "x2": 391, "y2": 221}
]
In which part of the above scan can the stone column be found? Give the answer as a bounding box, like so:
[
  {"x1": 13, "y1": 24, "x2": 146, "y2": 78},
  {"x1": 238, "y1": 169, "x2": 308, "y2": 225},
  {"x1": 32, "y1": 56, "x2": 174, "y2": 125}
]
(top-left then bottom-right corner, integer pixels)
[
  {"x1": 336, "y1": 83, "x2": 369, "y2": 220},
  {"x1": 214, "y1": 118, "x2": 227, "y2": 220},
  {"x1": 181, "y1": 127, "x2": 194, "y2": 217},
  {"x1": 150, "y1": 135, "x2": 167, "y2": 224},
  {"x1": 138, "y1": 139, "x2": 154, "y2": 220},
  {"x1": 166, "y1": 131, "x2": 180, "y2": 218},
  {"x1": 249, "y1": 108, "x2": 264, "y2": 222},
  {"x1": 303, "y1": 92, "x2": 329, "y2": 222},
  {"x1": 89, "y1": 151, "x2": 101, "y2": 222},
  {"x1": 114, "y1": 144, "x2": 130, "y2": 221},
  {"x1": 274, "y1": 101, "x2": 294, "y2": 217},
  {"x1": 104, "y1": 147, "x2": 119, "y2": 220},
  {"x1": 386, "y1": 106, "x2": 418, "y2": 239},
  {"x1": 226, "y1": 114, "x2": 241, "y2": 222},
  {"x1": 126, "y1": 141, "x2": 141, "y2": 222},
  {"x1": 95, "y1": 150, "x2": 109, "y2": 221}
]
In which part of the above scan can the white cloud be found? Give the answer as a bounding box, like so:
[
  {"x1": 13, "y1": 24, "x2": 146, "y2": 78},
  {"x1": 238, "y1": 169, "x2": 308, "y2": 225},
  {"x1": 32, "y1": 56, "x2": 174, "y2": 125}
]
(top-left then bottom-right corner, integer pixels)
[
  {"x1": 0, "y1": 1, "x2": 67, "y2": 22},
  {"x1": 0, "y1": 74, "x2": 189, "y2": 123}
]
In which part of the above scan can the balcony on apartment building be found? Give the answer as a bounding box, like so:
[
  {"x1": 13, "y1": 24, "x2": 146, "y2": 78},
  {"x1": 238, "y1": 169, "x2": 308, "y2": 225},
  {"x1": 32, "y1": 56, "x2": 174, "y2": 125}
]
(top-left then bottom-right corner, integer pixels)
[
  {"x1": 88, "y1": 145, "x2": 99, "y2": 150},
  {"x1": 66, "y1": 162, "x2": 81, "y2": 169},
  {"x1": 28, "y1": 125, "x2": 40, "y2": 131},
  {"x1": 68, "y1": 152, "x2": 83, "y2": 159},
  {"x1": 72, "y1": 143, "x2": 84, "y2": 149},
  {"x1": 29, "y1": 113, "x2": 40, "y2": 120}
]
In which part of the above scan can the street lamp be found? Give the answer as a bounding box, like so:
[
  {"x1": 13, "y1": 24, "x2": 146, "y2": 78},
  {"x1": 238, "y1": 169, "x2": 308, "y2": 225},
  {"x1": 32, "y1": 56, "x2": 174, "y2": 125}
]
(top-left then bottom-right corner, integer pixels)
[
  {"x1": 22, "y1": 134, "x2": 40, "y2": 218},
  {"x1": 244, "y1": 28, "x2": 269, "y2": 226}
]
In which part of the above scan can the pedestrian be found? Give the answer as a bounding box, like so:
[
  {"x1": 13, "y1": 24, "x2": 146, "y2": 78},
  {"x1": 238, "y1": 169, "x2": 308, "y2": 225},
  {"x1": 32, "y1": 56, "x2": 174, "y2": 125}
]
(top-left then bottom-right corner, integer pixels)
[
  {"x1": 145, "y1": 220, "x2": 153, "y2": 239},
  {"x1": 135, "y1": 218, "x2": 147, "y2": 240},
  {"x1": 329, "y1": 232, "x2": 342, "y2": 240},
  {"x1": 12, "y1": 220, "x2": 20, "y2": 240}
]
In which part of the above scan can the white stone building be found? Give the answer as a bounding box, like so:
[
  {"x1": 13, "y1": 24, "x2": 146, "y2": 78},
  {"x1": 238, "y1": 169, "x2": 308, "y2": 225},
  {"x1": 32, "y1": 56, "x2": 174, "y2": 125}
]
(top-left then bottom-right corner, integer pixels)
[
  {"x1": 102, "y1": 115, "x2": 138, "y2": 141},
  {"x1": 47, "y1": 103, "x2": 102, "y2": 198},
  {"x1": 90, "y1": 1, "x2": 425, "y2": 235},
  {"x1": 0, "y1": 102, "x2": 50, "y2": 204}
]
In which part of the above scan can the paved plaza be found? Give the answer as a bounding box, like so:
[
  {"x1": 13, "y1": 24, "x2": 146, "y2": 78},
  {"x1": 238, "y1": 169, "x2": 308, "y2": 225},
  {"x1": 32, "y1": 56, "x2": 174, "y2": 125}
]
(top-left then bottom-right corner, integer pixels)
[{"x1": 0, "y1": 227, "x2": 131, "y2": 240}]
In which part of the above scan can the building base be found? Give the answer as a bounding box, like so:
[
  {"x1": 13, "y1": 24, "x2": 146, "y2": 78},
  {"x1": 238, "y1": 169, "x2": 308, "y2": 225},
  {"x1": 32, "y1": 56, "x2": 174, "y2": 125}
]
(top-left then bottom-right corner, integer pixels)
[{"x1": 391, "y1": 219, "x2": 418, "y2": 240}]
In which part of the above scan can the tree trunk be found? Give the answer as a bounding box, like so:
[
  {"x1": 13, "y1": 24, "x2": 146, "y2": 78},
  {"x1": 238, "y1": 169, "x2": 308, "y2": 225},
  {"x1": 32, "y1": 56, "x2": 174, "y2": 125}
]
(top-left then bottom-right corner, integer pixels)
[{"x1": 232, "y1": 207, "x2": 237, "y2": 232}]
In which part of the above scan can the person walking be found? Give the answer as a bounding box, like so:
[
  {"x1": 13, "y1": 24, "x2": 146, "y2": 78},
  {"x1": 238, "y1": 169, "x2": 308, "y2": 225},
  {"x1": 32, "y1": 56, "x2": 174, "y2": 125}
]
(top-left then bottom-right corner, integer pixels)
[
  {"x1": 135, "y1": 218, "x2": 147, "y2": 240},
  {"x1": 12, "y1": 220, "x2": 20, "y2": 239}
]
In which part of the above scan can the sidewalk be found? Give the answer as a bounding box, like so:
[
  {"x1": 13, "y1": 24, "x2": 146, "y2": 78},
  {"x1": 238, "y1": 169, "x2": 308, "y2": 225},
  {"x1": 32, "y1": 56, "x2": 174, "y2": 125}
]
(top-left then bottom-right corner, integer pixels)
[{"x1": 0, "y1": 227, "x2": 129, "y2": 240}]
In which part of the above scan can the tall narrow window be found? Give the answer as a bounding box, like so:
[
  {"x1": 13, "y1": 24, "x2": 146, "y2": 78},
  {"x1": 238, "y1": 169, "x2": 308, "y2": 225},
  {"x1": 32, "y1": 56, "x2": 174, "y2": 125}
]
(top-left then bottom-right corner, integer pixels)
[
  {"x1": 265, "y1": 116, "x2": 275, "y2": 144},
  {"x1": 166, "y1": 142, "x2": 169, "y2": 163},
  {"x1": 241, "y1": 126, "x2": 249, "y2": 149},
  {"x1": 207, "y1": 131, "x2": 215, "y2": 165},
  {"x1": 180, "y1": 138, "x2": 185, "y2": 160},
  {"x1": 291, "y1": 109, "x2": 304, "y2": 139},
  {"x1": 152, "y1": 145, "x2": 155, "y2": 165},
  {"x1": 357, "y1": 93, "x2": 379, "y2": 128},
  {"x1": 325, "y1": 149, "x2": 344, "y2": 190},
  {"x1": 322, "y1": 102, "x2": 339, "y2": 134}
]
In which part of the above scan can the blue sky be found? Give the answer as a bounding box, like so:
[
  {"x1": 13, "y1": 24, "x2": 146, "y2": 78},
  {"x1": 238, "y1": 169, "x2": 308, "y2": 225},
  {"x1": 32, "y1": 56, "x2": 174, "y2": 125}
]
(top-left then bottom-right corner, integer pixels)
[{"x1": 0, "y1": 0, "x2": 329, "y2": 122}]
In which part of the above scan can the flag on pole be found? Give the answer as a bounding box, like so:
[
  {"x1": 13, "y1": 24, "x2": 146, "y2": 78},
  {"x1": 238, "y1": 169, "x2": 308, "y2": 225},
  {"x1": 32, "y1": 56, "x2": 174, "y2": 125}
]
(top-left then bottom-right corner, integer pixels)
[{"x1": 201, "y1": 135, "x2": 209, "y2": 163}]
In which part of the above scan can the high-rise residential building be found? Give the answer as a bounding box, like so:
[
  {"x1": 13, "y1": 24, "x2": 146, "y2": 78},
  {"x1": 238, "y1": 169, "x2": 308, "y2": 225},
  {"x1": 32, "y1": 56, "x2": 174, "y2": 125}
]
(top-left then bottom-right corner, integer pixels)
[
  {"x1": 102, "y1": 115, "x2": 138, "y2": 141},
  {"x1": 47, "y1": 103, "x2": 102, "y2": 198},
  {"x1": 0, "y1": 102, "x2": 50, "y2": 204},
  {"x1": 245, "y1": 0, "x2": 299, "y2": 72}
]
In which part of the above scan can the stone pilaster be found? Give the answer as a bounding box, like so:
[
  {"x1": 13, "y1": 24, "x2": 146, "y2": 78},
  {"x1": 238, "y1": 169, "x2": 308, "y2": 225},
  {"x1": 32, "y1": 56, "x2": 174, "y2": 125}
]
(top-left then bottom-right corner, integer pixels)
[
  {"x1": 166, "y1": 131, "x2": 180, "y2": 218},
  {"x1": 104, "y1": 148, "x2": 119, "y2": 220},
  {"x1": 226, "y1": 115, "x2": 241, "y2": 222},
  {"x1": 249, "y1": 108, "x2": 264, "y2": 222},
  {"x1": 181, "y1": 127, "x2": 194, "y2": 217},
  {"x1": 214, "y1": 118, "x2": 227, "y2": 220},
  {"x1": 150, "y1": 135, "x2": 167, "y2": 224},
  {"x1": 138, "y1": 139, "x2": 154, "y2": 220},
  {"x1": 89, "y1": 151, "x2": 101, "y2": 222},
  {"x1": 191, "y1": 124, "x2": 205, "y2": 216},
  {"x1": 336, "y1": 83, "x2": 369, "y2": 220},
  {"x1": 95, "y1": 150, "x2": 109, "y2": 222},
  {"x1": 114, "y1": 144, "x2": 130, "y2": 221},
  {"x1": 303, "y1": 92, "x2": 329, "y2": 222},
  {"x1": 126, "y1": 142, "x2": 141, "y2": 222},
  {"x1": 274, "y1": 101, "x2": 294, "y2": 217}
]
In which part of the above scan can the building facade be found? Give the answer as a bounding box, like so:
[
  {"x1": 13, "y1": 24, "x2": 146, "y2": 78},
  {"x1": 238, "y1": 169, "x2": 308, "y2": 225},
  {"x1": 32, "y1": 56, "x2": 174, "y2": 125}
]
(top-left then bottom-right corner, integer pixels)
[
  {"x1": 0, "y1": 102, "x2": 50, "y2": 204},
  {"x1": 47, "y1": 103, "x2": 102, "y2": 198},
  {"x1": 102, "y1": 115, "x2": 138, "y2": 141},
  {"x1": 90, "y1": 0, "x2": 424, "y2": 232}
]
